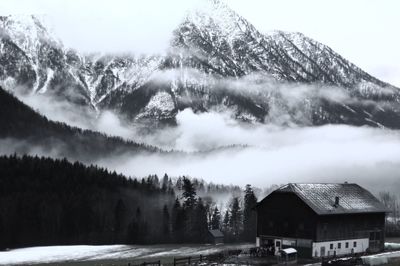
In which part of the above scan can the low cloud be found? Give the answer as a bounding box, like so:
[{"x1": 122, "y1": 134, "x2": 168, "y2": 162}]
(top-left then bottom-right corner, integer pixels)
[
  {"x1": 3, "y1": 74, "x2": 400, "y2": 195},
  {"x1": 95, "y1": 110, "x2": 400, "y2": 194}
]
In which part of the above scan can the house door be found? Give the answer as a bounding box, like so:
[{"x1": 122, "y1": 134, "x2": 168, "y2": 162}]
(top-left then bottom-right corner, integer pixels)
[
  {"x1": 320, "y1": 246, "x2": 326, "y2": 257},
  {"x1": 275, "y1": 239, "x2": 282, "y2": 255}
]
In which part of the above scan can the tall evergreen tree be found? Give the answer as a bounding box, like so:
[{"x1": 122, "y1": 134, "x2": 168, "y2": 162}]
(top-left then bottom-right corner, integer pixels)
[
  {"x1": 167, "y1": 178, "x2": 174, "y2": 194},
  {"x1": 243, "y1": 184, "x2": 258, "y2": 241},
  {"x1": 223, "y1": 210, "x2": 230, "y2": 229},
  {"x1": 229, "y1": 197, "x2": 242, "y2": 240},
  {"x1": 162, "y1": 174, "x2": 169, "y2": 191},
  {"x1": 182, "y1": 177, "x2": 197, "y2": 209},
  {"x1": 210, "y1": 207, "x2": 221, "y2": 230}
]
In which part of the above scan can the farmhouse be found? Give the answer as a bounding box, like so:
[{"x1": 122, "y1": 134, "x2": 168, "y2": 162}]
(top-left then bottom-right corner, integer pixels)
[{"x1": 255, "y1": 183, "x2": 388, "y2": 258}]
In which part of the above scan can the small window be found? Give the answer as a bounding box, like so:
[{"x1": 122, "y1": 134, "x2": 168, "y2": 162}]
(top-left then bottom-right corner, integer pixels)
[
  {"x1": 345, "y1": 242, "x2": 349, "y2": 248},
  {"x1": 338, "y1": 243, "x2": 341, "y2": 249},
  {"x1": 330, "y1": 243, "x2": 334, "y2": 249},
  {"x1": 353, "y1": 241, "x2": 357, "y2": 248}
]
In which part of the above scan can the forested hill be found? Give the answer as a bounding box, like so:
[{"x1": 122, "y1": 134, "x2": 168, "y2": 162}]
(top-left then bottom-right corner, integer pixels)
[
  {"x1": 0, "y1": 154, "x2": 174, "y2": 248},
  {"x1": 0, "y1": 154, "x2": 258, "y2": 249},
  {"x1": 0, "y1": 87, "x2": 160, "y2": 161}
]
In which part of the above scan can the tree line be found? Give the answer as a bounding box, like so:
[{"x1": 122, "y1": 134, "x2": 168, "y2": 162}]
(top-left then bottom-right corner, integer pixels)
[{"x1": 0, "y1": 154, "x2": 259, "y2": 249}]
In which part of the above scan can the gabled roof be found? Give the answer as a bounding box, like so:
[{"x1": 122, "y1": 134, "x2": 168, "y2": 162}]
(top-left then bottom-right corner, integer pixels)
[
  {"x1": 260, "y1": 183, "x2": 389, "y2": 215},
  {"x1": 209, "y1": 229, "x2": 224, "y2": 238}
]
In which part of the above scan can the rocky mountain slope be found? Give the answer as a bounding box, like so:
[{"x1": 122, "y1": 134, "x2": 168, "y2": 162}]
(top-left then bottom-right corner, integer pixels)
[{"x1": 1, "y1": 1, "x2": 399, "y2": 128}]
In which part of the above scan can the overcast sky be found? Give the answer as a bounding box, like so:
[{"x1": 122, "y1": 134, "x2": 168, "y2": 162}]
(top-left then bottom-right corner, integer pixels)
[{"x1": 0, "y1": 0, "x2": 399, "y2": 87}]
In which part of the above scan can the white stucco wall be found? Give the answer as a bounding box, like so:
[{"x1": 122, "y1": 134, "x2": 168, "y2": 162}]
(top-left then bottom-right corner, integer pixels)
[{"x1": 312, "y1": 238, "x2": 369, "y2": 258}]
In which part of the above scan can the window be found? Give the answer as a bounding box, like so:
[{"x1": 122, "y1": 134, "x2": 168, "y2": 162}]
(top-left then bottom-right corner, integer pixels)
[
  {"x1": 345, "y1": 242, "x2": 349, "y2": 248},
  {"x1": 369, "y1": 232, "x2": 375, "y2": 240},
  {"x1": 353, "y1": 241, "x2": 357, "y2": 248},
  {"x1": 330, "y1": 243, "x2": 334, "y2": 249},
  {"x1": 338, "y1": 243, "x2": 341, "y2": 249}
]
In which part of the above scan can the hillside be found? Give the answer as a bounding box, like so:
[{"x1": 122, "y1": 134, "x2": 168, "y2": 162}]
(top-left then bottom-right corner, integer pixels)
[{"x1": 0, "y1": 87, "x2": 159, "y2": 161}]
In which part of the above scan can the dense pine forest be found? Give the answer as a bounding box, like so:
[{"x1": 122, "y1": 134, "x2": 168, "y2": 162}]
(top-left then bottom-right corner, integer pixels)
[
  {"x1": 0, "y1": 154, "x2": 259, "y2": 250},
  {"x1": 0, "y1": 87, "x2": 160, "y2": 161}
]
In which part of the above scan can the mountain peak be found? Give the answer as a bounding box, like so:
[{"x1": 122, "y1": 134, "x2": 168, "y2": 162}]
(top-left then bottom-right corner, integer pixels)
[
  {"x1": 180, "y1": 0, "x2": 250, "y2": 40},
  {"x1": 1, "y1": 8, "x2": 400, "y2": 129},
  {"x1": 0, "y1": 15, "x2": 58, "y2": 52}
]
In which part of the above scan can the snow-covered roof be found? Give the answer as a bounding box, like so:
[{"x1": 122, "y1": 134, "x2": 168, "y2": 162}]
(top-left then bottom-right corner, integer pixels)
[
  {"x1": 262, "y1": 183, "x2": 389, "y2": 215},
  {"x1": 209, "y1": 229, "x2": 224, "y2": 238},
  {"x1": 282, "y1": 248, "x2": 297, "y2": 254}
]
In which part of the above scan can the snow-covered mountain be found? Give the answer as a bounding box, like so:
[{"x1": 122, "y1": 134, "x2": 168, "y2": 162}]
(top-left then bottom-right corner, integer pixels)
[{"x1": 1, "y1": 0, "x2": 400, "y2": 128}]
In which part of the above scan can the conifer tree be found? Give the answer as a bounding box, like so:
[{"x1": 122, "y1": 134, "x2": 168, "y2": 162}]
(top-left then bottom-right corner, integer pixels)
[
  {"x1": 229, "y1": 197, "x2": 242, "y2": 240},
  {"x1": 243, "y1": 184, "x2": 258, "y2": 241},
  {"x1": 162, "y1": 174, "x2": 169, "y2": 191},
  {"x1": 210, "y1": 207, "x2": 221, "y2": 230},
  {"x1": 182, "y1": 177, "x2": 197, "y2": 209}
]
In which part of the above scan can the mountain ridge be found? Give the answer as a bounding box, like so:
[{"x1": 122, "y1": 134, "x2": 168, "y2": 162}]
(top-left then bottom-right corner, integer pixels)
[{"x1": 1, "y1": 2, "x2": 399, "y2": 128}]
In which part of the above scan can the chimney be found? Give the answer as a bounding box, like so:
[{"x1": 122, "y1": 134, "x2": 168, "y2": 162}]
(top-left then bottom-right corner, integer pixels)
[{"x1": 334, "y1": 196, "x2": 340, "y2": 207}]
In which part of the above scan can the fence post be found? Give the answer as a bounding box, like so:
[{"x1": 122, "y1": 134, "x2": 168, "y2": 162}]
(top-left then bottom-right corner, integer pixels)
[
  {"x1": 173, "y1": 257, "x2": 176, "y2": 266},
  {"x1": 158, "y1": 260, "x2": 161, "y2": 266},
  {"x1": 188, "y1": 256, "x2": 191, "y2": 264}
]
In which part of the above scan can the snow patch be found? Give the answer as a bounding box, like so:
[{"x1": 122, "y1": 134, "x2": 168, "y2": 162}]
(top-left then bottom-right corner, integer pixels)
[
  {"x1": 0, "y1": 77, "x2": 17, "y2": 90},
  {"x1": 0, "y1": 244, "x2": 253, "y2": 265},
  {"x1": 140, "y1": 91, "x2": 175, "y2": 118},
  {"x1": 38, "y1": 68, "x2": 54, "y2": 93},
  {"x1": 362, "y1": 250, "x2": 400, "y2": 265}
]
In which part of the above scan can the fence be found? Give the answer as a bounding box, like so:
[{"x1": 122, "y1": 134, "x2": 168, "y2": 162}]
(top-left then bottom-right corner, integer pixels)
[
  {"x1": 173, "y1": 254, "x2": 221, "y2": 265},
  {"x1": 129, "y1": 260, "x2": 161, "y2": 266},
  {"x1": 128, "y1": 248, "x2": 243, "y2": 266}
]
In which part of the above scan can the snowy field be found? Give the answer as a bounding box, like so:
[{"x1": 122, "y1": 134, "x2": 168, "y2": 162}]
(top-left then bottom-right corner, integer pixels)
[
  {"x1": 361, "y1": 250, "x2": 400, "y2": 266},
  {"x1": 0, "y1": 243, "x2": 253, "y2": 265}
]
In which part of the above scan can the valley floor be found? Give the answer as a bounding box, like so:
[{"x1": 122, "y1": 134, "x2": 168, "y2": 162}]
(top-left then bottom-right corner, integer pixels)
[
  {"x1": 0, "y1": 243, "x2": 253, "y2": 265},
  {"x1": 1, "y1": 239, "x2": 400, "y2": 266}
]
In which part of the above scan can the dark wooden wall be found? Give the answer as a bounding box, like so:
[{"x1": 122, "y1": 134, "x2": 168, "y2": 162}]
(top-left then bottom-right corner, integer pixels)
[{"x1": 256, "y1": 192, "x2": 318, "y2": 240}]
